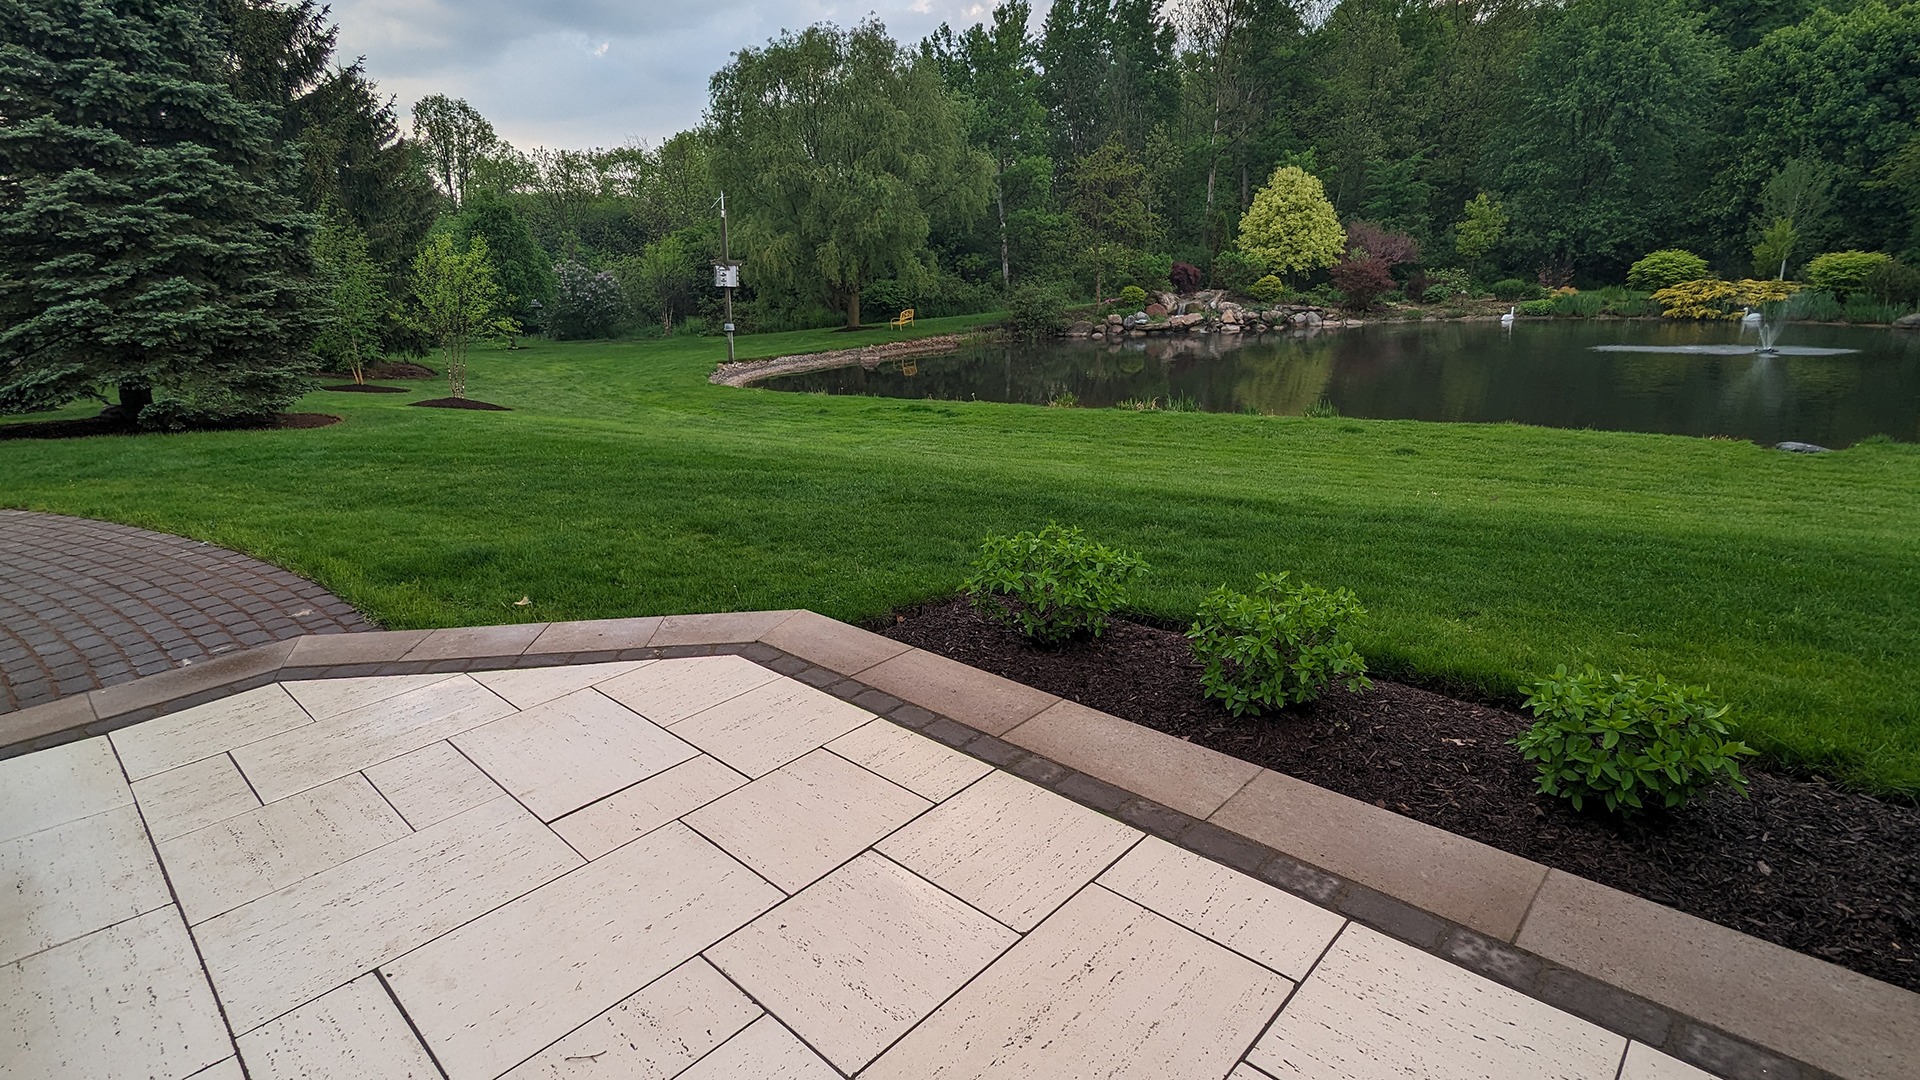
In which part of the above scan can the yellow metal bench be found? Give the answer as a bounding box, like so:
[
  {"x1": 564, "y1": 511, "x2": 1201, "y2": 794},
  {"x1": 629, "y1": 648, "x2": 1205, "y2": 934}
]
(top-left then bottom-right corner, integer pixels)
[{"x1": 889, "y1": 308, "x2": 915, "y2": 330}]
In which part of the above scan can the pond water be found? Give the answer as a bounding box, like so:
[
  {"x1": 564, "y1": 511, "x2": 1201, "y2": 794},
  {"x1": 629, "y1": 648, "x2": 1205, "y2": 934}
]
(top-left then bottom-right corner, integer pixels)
[{"x1": 758, "y1": 320, "x2": 1920, "y2": 446}]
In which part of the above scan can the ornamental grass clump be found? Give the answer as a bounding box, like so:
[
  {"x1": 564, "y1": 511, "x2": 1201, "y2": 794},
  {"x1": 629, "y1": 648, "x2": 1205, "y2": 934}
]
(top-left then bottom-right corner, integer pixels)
[
  {"x1": 1511, "y1": 666, "x2": 1755, "y2": 815},
  {"x1": 1188, "y1": 573, "x2": 1371, "y2": 716},
  {"x1": 963, "y1": 524, "x2": 1146, "y2": 645}
]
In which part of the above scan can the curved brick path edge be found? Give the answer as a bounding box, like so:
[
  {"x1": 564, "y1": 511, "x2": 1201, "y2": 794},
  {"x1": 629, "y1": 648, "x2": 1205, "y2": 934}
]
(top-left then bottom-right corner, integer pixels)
[{"x1": 0, "y1": 509, "x2": 372, "y2": 713}]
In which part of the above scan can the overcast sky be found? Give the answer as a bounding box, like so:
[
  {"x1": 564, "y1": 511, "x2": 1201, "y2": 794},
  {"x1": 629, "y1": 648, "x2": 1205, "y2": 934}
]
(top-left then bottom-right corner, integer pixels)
[{"x1": 328, "y1": 0, "x2": 1036, "y2": 152}]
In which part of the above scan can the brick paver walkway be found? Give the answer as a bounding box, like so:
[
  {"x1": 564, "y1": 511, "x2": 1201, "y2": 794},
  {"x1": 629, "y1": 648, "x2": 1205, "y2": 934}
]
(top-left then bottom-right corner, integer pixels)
[{"x1": 0, "y1": 510, "x2": 370, "y2": 714}]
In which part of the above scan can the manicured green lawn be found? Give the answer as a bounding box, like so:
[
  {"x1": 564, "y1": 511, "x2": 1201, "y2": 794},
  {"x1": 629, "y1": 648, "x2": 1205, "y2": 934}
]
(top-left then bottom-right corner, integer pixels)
[{"x1": 5, "y1": 313, "x2": 1917, "y2": 795}]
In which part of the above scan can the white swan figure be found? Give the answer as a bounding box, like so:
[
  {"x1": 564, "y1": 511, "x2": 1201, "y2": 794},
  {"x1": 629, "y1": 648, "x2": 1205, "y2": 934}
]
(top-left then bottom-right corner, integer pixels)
[
  {"x1": 1500, "y1": 306, "x2": 1516, "y2": 326},
  {"x1": 1741, "y1": 307, "x2": 1762, "y2": 324}
]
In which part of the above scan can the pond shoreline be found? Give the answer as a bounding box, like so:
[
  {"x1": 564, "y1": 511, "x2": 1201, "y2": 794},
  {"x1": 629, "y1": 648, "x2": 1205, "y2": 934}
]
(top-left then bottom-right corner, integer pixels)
[{"x1": 710, "y1": 334, "x2": 972, "y2": 387}]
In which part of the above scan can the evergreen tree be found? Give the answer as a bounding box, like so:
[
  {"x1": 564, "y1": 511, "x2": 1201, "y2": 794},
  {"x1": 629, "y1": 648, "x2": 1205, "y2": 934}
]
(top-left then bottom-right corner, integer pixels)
[
  {"x1": 1238, "y1": 165, "x2": 1345, "y2": 277},
  {"x1": 0, "y1": 0, "x2": 320, "y2": 426}
]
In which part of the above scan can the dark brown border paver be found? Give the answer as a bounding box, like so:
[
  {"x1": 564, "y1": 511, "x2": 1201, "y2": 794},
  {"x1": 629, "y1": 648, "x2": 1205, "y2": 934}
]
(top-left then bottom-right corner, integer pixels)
[{"x1": 0, "y1": 510, "x2": 371, "y2": 714}]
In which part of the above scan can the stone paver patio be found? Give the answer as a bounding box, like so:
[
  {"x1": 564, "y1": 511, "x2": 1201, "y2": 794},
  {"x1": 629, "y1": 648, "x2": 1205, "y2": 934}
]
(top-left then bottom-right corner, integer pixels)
[
  {"x1": 0, "y1": 510, "x2": 369, "y2": 714},
  {"x1": 2, "y1": 654, "x2": 1726, "y2": 1080}
]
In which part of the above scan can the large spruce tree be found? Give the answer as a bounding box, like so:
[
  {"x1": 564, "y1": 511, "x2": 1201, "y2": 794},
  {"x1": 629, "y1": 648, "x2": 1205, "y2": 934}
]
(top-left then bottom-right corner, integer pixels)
[{"x1": 0, "y1": 0, "x2": 319, "y2": 426}]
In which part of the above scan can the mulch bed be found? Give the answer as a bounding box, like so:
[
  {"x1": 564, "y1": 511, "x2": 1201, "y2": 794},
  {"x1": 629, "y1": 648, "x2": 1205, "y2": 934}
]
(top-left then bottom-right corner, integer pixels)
[
  {"x1": 408, "y1": 397, "x2": 511, "y2": 411},
  {"x1": 0, "y1": 412, "x2": 340, "y2": 440},
  {"x1": 881, "y1": 597, "x2": 1920, "y2": 993},
  {"x1": 320, "y1": 384, "x2": 410, "y2": 394}
]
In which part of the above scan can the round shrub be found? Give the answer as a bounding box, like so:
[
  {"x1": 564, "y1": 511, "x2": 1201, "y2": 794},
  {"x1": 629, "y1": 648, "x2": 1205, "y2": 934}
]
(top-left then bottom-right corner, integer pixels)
[
  {"x1": 1118, "y1": 284, "x2": 1148, "y2": 309},
  {"x1": 548, "y1": 260, "x2": 624, "y2": 340},
  {"x1": 962, "y1": 523, "x2": 1147, "y2": 644},
  {"x1": 1188, "y1": 572, "x2": 1372, "y2": 716},
  {"x1": 1170, "y1": 261, "x2": 1202, "y2": 293},
  {"x1": 1247, "y1": 274, "x2": 1287, "y2": 304},
  {"x1": 1804, "y1": 250, "x2": 1893, "y2": 301},
  {"x1": 1003, "y1": 283, "x2": 1068, "y2": 338},
  {"x1": 1511, "y1": 666, "x2": 1755, "y2": 815},
  {"x1": 1518, "y1": 298, "x2": 1555, "y2": 316},
  {"x1": 1490, "y1": 278, "x2": 1535, "y2": 302},
  {"x1": 1627, "y1": 249, "x2": 1710, "y2": 292}
]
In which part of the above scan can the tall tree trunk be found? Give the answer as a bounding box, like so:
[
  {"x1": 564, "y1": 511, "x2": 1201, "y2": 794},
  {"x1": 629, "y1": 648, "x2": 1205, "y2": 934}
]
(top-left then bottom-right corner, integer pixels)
[
  {"x1": 846, "y1": 286, "x2": 862, "y2": 329},
  {"x1": 996, "y1": 175, "x2": 1011, "y2": 290}
]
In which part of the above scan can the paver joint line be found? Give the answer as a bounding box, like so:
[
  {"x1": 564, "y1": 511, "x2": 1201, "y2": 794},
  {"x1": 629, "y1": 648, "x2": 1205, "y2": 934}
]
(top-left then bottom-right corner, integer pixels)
[{"x1": 0, "y1": 609, "x2": 1894, "y2": 1080}]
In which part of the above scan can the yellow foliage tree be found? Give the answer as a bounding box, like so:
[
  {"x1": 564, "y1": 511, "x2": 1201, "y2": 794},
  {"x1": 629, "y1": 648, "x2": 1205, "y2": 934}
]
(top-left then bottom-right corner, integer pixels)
[
  {"x1": 1237, "y1": 166, "x2": 1345, "y2": 278},
  {"x1": 1653, "y1": 278, "x2": 1801, "y2": 319}
]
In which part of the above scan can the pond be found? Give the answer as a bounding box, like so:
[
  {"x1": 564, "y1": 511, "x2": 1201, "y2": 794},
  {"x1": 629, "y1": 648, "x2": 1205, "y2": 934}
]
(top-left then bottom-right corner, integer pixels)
[{"x1": 757, "y1": 320, "x2": 1920, "y2": 446}]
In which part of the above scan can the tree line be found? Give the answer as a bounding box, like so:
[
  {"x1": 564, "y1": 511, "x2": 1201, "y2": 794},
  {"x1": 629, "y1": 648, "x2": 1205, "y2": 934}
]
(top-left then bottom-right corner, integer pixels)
[{"x1": 3, "y1": 0, "x2": 1917, "y2": 424}]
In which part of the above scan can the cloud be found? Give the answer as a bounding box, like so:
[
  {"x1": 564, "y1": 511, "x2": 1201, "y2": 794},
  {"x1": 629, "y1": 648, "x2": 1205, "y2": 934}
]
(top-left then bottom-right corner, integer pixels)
[{"x1": 330, "y1": 0, "x2": 1030, "y2": 149}]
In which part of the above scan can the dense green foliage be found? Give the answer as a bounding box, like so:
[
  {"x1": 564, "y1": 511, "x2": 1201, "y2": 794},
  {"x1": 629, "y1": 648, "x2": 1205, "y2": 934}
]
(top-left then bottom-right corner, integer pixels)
[
  {"x1": 1189, "y1": 573, "x2": 1373, "y2": 715},
  {"x1": 1805, "y1": 251, "x2": 1894, "y2": 300},
  {"x1": 1628, "y1": 250, "x2": 1713, "y2": 292},
  {"x1": 409, "y1": 234, "x2": 507, "y2": 398},
  {"x1": 1513, "y1": 666, "x2": 1756, "y2": 814},
  {"x1": 963, "y1": 523, "x2": 1148, "y2": 643},
  {"x1": 0, "y1": 0, "x2": 321, "y2": 425},
  {"x1": 5, "y1": 325, "x2": 1919, "y2": 793}
]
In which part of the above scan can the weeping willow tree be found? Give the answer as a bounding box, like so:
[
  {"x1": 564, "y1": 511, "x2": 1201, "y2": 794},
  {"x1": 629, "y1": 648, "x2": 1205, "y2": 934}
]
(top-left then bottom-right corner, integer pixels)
[{"x1": 709, "y1": 20, "x2": 990, "y2": 328}]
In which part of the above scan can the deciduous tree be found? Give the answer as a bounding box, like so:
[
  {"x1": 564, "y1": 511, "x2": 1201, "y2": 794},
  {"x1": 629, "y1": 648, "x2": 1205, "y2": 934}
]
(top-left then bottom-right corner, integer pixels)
[{"x1": 410, "y1": 233, "x2": 507, "y2": 398}]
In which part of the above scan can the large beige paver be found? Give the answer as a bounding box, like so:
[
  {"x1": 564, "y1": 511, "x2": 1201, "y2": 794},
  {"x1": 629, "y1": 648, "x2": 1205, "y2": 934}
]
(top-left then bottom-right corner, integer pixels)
[
  {"x1": 758, "y1": 609, "x2": 912, "y2": 675},
  {"x1": 159, "y1": 773, "x2": 411, "y2": 924},
  {"x1": 1517, "y1": 869, "x2": 1920, "y2": 1080},
  {"x1": 1210, "y1": 768, "x2": 1549, "y2": 940},
  {"x1": 669, "y1": 678, "x2": 874, "y2": 778},
  {"x1": 1249, "y1": 923, "x2": 1624, "y2": 1079},
  {"x1": 1099, "y1": 836, "x2": 1345, "y2": 980},
  {"x1": 856, "y1": 648, "x2": 1058, "y2": 735},
  {"x1": 384, "y1": 822, "x2": 782, "y2": 1080},
  {"x1": 878, "y1": 770, "x2": 1141, "y2": 932},
  {"x1": 711, "y1": 852, "x2": 1017, "y2": 1073},
  {"x1": 864, "y1": 884, "x2": 1290, "y2": 1080},
  {"x1": 826, "y1": 718, "x2": 991, "y2": 801},
  {"x1": 1006, "y1": 699, "x2": 1260, "y2": 818},
  {"x1": 195, "y1": 795, "x2": 581, "y2": 1032},
  {"x1": 0, "y1": 803, "x2": 170, "y2": 964},
  {"x1": 649, "y1": 609, "x2": 799, "y2": 647},
  {"x1": 499, "y1": 958, "x2": 760, "y2": 1080},
  {"x1": 0, "y1": 735, "x2": 130, "y2": 842},
  {"x1": 0, "y1": 907, "x2": 231, "y2": 1080},
  {"x1": 549, "y1": 754, "x2": 747, "y2": 860},
  {"x1": 685, "y1": 748, "x2": 930, "y2": 892},
  {"x1": 469, "y1": 660, "x2": 650, "y2": 709},
  {"x1": 236, "y1": 973, "x2": 440, "y2": 1080},
  {"x1": 676, "y1": 1015, "x2": 839, "y2": 1080},
  {"x1": 280, "y1": 672, "x2": 456, "y2": 721},
  {"x1": 363, "y1": 740, "x2": 505, "y2": 829},
  {"x1": 111, "y1": 683, "x2": 313, "y2": 780},
  {"x1": 525, "y1": 616, "x2": 664, "y2": 655},
  {"x1": 1621, "y1": 1042, "x2": 1718, "y2": 1080},
  {"x1": 453, "y1": 688, "x2": 697, "y2": 821},
  {"x1": 131, "y1": 753, "x2": 261, "y2": 841},
  {"x1": 596, "y1": 654, "x2": 782, "y2": 726},
  {"x1": 232, "y1": 675, "x2": 516, "y2": 803}
]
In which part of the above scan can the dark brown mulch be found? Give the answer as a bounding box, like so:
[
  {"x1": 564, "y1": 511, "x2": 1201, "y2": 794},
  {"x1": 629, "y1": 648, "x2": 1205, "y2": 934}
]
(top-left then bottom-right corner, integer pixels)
[
  {"x1": 320, "y1": 384, "x2": 410, "y2": 394},
  {"x1": 408, "y1": 397, "x2": 511, "y2": 411},
  {"x1": 0, "y1": 412, "x2": 340, "y2": 440},
  {"x1": 881, "y1": 597, "x2": 1920, "y2": 993}
]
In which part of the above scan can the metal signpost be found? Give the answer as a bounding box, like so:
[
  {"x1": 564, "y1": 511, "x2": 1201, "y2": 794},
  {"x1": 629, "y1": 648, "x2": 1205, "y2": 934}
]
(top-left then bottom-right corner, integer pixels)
[{"x1": 714, "y1": 192, "x2": 739, "y2": 363}]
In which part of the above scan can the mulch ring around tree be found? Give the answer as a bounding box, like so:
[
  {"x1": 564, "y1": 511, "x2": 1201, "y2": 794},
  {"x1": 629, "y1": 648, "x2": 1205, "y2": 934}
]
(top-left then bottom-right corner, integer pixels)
[
  {"x1": 320, "y1": 384, "x2": 410, "y2": 394},
  {"x1": 0, "y1": 412, "x2": 341, "y2": 440},
  {"x1": 879, "y1": 597, "x2": 1920, "y2": 993},
  {"x1": 409, "y1": 397, "x2": 511, "y2": 411}
]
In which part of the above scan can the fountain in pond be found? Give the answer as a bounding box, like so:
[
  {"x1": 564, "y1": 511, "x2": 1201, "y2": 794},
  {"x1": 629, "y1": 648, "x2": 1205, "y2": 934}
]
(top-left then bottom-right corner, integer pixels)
[{"x1": 1590, "y1": 293, "x2": 1858, "y2": 357}]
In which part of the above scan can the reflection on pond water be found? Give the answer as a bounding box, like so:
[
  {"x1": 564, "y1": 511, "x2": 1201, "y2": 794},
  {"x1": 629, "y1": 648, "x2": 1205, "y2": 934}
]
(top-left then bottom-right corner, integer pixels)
[{"x1": 757, "y1": 320, "x2": 1920, "y2": 446}]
